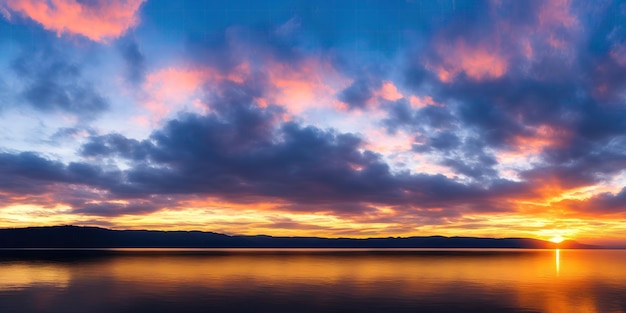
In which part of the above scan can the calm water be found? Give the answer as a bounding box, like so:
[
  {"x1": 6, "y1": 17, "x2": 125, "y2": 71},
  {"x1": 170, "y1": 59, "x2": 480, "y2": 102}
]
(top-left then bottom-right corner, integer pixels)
[{"x1": 0, "y1": 249, "x2": 624, "y2": 313}]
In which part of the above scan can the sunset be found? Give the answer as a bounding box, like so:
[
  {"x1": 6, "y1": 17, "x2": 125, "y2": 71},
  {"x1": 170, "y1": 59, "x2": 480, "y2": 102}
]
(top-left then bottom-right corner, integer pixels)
[
  {"x1": 1, "y1": 1, "x2": 626, "y2": 312},
  {"x1": 1, "y1": 0, "x2": 625, "y2": 247}
]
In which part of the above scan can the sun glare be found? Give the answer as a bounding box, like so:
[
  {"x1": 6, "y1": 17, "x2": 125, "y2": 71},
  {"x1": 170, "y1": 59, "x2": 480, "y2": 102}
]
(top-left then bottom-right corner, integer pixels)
[{"x1": 550, "y1": 235, "x2": 565, "y2": 244}]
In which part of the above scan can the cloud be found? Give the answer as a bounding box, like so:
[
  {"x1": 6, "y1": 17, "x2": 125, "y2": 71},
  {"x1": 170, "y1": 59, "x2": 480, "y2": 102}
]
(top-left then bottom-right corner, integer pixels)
[
  {"x1": 428, "y1": 39, "x2": 509, "y2": 83},
  {"x1": 4, "y1": 0, "x2": 145, "y2": 42},
  {"x1": 119, "y1": 37, "x2": 146, "y2": 85},
  {"x1": 137, "y1": 67, "x2": 206, "y2": 121},
  {"x1": 0, "y1": 151, "x2": 120, "y2": 195},
  {"x1": 0, "y1": 152, "x2": 69, "y2": 195},
  {"x1": 3, "y1": 0, "x2": 626, "y2": 241},
  {"x1": 113, "y1": 0, "x2": 626, "y2": 220},
  {"x1": 183, "y1": 23, "x2": 351, "y2": 116},
  {"x1": 74, "y1": 93, "x2": 524, "y2": 217},
  {"x1": 73, "y1": 200, "x2": 164, "y2": 217},
  {"x1": 556, "y1": 187, "x2": 626, "y2": 217},
  {"x1": 10, "y1": 45, "x2": 109, "y2": 120},
  {"x1": 81, "y1": 133, "x2": 150, "y2": 161},
  {"x1": 337, "y1": 78, "x2": 381, "y2": 109}
]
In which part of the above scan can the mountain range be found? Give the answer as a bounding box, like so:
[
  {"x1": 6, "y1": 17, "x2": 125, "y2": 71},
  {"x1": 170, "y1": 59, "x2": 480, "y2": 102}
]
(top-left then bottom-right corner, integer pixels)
[{"x1": 0, "y1": 226, "x2": 599, "y2": 249}]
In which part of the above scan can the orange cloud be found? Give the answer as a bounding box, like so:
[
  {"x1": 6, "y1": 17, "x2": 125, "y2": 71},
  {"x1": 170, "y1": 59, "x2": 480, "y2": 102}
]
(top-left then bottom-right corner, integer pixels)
[
  {"x1": 4, "y1": 0, "x2": 145, "y2": 42},
  {"x1": 430, "y1": 39, "x2": 508, "y2": 82}
]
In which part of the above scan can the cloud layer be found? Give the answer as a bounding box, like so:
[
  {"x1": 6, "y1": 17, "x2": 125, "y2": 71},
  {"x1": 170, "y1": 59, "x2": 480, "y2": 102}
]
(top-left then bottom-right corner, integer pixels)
[
  {"x1": 3, "y1": 0, "x2": 145, "y2": 42},
  {"x1": 1, "y1": 0, "x2": 626, "y2": 244}
]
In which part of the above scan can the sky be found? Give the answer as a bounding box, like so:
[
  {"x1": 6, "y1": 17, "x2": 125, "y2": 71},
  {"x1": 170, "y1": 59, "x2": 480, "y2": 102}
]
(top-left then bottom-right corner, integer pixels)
[{"x1": 0, "y1": 0, "x2": 625, "y2": 245}]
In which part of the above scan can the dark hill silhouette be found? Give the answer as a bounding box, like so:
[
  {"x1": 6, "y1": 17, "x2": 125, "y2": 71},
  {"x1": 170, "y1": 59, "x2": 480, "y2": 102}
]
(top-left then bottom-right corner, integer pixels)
[{"x1": 0, "y1": 226, "x2": 599, "y2": 249}]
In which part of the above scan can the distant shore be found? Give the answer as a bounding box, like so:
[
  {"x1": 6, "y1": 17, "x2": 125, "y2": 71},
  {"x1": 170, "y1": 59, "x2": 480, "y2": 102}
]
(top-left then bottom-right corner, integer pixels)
[{"x1": 0, "y1": 225, "x2": 600, "y2": 249}]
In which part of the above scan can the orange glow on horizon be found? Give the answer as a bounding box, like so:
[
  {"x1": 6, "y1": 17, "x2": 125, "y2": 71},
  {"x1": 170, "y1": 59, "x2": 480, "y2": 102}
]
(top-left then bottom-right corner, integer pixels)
[
  {"x1": 550, "y1": 235, "x2": 565, "y2": 244},
  {"x1": 0, "y1": 201, "x2": 614, "y2": 245}
]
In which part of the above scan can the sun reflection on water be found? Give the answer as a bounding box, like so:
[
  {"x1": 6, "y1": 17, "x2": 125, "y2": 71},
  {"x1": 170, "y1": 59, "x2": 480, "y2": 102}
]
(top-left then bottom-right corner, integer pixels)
[
  {"x1": 1, "y1": 249, "x2": 626, "y2": 313},
  {"x1": 555, "y1": 248, "x2": 560, "y2": 276}
]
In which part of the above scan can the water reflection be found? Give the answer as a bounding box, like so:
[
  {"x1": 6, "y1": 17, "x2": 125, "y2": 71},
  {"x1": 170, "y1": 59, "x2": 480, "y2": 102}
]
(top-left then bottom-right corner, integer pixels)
[
  {"x1": 0, "y1": 249, "x2": 624, "y2": 313},
  {"x1": 555, "y1": 248, "x2": 560, "y2": 276},
  {"x1": 0, "y1": 263, "x2": 70, "y2": 290}
]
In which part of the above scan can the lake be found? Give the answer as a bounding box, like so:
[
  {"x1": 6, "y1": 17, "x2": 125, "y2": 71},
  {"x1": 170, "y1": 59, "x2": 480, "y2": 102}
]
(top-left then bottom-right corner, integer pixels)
[{"x1": 0, "y1": 249, "x2": 624, "y2": 313}]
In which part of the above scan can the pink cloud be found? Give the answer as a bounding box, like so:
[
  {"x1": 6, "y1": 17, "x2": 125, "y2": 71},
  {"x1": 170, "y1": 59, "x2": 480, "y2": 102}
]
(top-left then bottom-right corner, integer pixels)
[
  {"x1": 535, "y1": 0, "x2": 579, "y2": 49},
  {"x1": 610, "y1": 44, "x2": 626, "y2": 67},
  {"x1": 429, "y1": 39, "x2": 508, "y2": 82},
  {"x1": 537, "y1": 0, "x2": 577, "y2": 30},
  {"x1": 409, "y1": 95, "x2": 443, "y2": 109},
  {"x1": 375, "y1": 81, "x2": 403, "y2": 101},
  {"x1": 363, "y1": 128, "x2": 414, "y2": 155},
  {"x1": 427, "y1": 0, "x2": 580, "y2": 81},
  {"x1": 496, "y1": 125, "x2": 571, "y2": 165},
  {"x1": 262, "y1": 58, "x2": 350, "y2": 114},
  {"x1": 4, "y1": 0, "x2": 145, "y2": 42},
  {"x1": 136, "y1": 56, "x2": 354, "y2": 129},
  {"x1": 138, "y1": 61, "x2": 252, "y2": 118},
  {"x1": 139, "y1": 67, "x2": 206, "y2": 121}
]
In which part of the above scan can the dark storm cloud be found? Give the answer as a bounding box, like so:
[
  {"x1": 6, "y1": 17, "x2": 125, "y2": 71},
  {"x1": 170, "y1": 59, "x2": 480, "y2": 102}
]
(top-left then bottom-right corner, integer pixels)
[{"x1": 11, "y1": 45, "x2": 109, "y2": 120}]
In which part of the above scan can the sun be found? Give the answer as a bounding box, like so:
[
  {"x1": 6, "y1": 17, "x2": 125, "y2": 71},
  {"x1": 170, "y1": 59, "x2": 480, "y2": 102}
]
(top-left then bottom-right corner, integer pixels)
[{"x1": 550, "y1": 235, "x2": 565, "y2": 244}]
